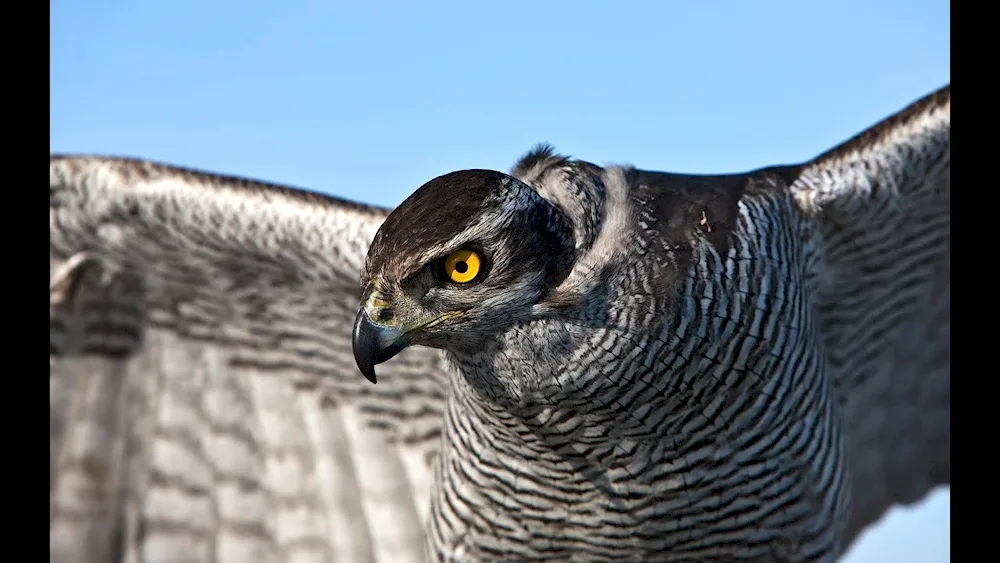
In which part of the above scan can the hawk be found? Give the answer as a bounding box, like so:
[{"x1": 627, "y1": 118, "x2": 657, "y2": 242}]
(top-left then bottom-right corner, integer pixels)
[{"x1": 50, "y1": 85, "x2": 949, "y2": 562}]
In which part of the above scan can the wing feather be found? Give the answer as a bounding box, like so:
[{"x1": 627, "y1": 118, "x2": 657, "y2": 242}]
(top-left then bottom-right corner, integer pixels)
[
  {"x1": 49, "y1": 156, "x2": 447, "y2": 563},
  {"x1": 791, "y1": 86, "x2": 950, "y2": 548}
]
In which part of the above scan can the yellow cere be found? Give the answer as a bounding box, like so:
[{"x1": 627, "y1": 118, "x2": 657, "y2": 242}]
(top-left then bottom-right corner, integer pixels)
[{"x1": 444, "y1": 249, "x2": 481, "y2": 283}]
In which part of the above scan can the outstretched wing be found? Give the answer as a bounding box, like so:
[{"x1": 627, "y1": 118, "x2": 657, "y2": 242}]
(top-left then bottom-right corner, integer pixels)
[
  {"x1": 790, "y1": 85, "x2": 950, "y2": 549},
  {"x1": 50, "y1": 157, "x2": 448, "y2": 563}
]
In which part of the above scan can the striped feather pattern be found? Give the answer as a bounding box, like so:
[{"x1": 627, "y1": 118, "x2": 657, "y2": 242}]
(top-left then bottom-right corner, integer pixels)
[
  {"x1": 427, "y1": 175, "x2": 845, "y2": 561},
  {"x1": 50, "y1": 84, "x2": 948, "y2": 562},
  {"x1": 50, "y1": 159, "x2": 447, "y2": 563}
]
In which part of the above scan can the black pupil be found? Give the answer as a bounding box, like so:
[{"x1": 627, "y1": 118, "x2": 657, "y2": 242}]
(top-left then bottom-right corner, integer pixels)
[
  {"x1": 377, "y1": 309, "x2": 393, "y2": 322},
  {"x1": 454, "y1": 261, "x2": 468, "y2": 274}
]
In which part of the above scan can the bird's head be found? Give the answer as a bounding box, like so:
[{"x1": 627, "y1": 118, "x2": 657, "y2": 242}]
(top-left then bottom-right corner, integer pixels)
[{"x1": 352, "y1": 169, "x2": 576, "y2": 383}]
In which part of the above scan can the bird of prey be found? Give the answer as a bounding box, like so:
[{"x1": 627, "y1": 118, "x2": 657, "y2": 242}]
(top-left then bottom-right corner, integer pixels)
[{"x1": 50, "y1": 85, "x2": 949, "y2": 563}]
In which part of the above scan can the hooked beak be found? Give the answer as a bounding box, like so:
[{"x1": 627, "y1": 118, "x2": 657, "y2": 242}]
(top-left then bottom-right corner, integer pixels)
[{"x1": 352, "y1": 307, "x2": 409, "y2": 384}]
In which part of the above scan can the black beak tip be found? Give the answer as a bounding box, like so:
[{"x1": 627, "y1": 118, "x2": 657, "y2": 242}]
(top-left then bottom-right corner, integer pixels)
[
  {"x1": 352, "y1": 308, "x2": 379, "y2": 384},
  {"x1": 360, "y1": 365, "x2": 378, "y2": 384}
]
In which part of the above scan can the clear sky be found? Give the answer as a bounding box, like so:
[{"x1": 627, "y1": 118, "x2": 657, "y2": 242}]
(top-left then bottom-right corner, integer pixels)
[{"x1": 50, "y1": 1, "x2": 949, "y2": 560}]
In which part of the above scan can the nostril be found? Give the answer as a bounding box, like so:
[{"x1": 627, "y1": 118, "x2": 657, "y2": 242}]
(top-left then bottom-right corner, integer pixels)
[{"x1": 377, "y1": 308, "x2": 394, "y2": 323}]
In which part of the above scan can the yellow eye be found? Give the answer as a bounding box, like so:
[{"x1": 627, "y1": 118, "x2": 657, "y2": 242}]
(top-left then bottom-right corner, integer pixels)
[{"x1": 444, "y1": 249, "x2": 482, "y2": 283}]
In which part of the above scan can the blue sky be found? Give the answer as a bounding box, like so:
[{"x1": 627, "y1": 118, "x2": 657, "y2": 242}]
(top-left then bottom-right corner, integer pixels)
[{"x1": 50, "y1": 1, "x2": 949, "y2": 560}]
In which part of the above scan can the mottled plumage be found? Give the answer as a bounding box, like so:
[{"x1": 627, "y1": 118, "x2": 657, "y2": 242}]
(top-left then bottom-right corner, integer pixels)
[{"x1": 50, "y1": 85, "x2": 949, "y2": 562}]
